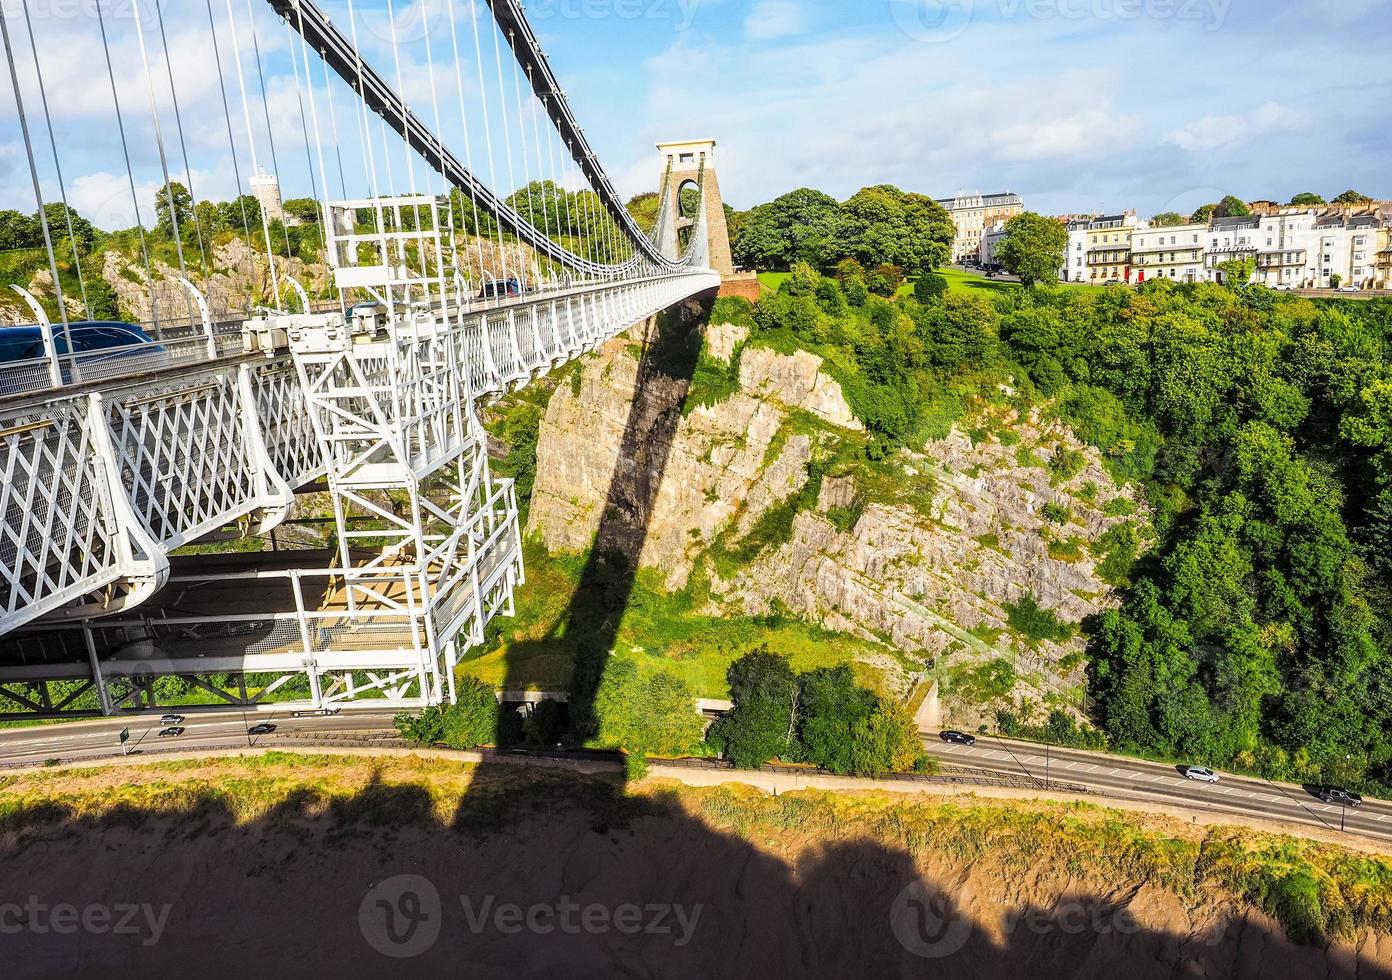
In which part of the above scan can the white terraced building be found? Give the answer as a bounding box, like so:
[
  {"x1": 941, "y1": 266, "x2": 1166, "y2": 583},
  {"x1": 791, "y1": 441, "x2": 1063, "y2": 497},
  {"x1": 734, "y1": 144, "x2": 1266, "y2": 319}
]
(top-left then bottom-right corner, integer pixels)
[{"x1": 1131, "y1": 223, "x2": 1208, "y2": 284}]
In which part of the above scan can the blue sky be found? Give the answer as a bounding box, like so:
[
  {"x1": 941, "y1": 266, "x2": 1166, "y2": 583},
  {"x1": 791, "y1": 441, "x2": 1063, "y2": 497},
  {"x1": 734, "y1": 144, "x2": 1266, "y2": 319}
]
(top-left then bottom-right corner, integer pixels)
[{"x1": 1, "y1": 0, "x2": 1388, "y2": 228}]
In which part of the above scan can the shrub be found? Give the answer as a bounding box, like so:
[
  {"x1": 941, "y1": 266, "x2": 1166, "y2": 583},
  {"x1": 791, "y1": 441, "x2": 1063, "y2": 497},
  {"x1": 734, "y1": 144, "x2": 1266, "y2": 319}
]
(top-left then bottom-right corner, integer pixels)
[
  {"x1": 913, "y1": 271, "x2": 948, "y2": 305},
  {"x1": 866, "y1": 264, "x2": 905, "y2": 297},
  {"x1": 393, "y1": 677, "x2": 499, "y2": 749},
  {"x1": 1005, "y1": 593, "x2": 1074, "y2": 644},
  {"x1": 711, "y1": 295, "x2": 755, "y2": 326},
  {"x1": 624, "y1": 752, "x2": 650, "y2": 782}
]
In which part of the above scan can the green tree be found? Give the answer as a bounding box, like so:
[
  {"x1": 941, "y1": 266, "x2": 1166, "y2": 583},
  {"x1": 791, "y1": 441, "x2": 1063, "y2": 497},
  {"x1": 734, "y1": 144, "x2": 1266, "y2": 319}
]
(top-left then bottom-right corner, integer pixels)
[
  {"x1": 1288, "y1": 192, "x2": 1325, "y2": 206},
  {"x1": 393, "y1": 677, "x2": 498, "y2": 749},
  {"x1": 282, "y1": 197, "x2": 322, "y2": 224},
  {"x1": 713, "y1": 649, "x2": 798, "y2": 769},
  {"x1": 593, "y1": 658, "x2": 703, "y2": 757},
  {"x1": 796, "y1": 665, "x2": 877, "y2": 775},
  {"x1": 1216, "y1": 256, "x2": 1256, "y2": 288},
  {"x1": 626, "y1": 191, "x2": 660, "y2": 233},
  {"x1": 827, "y1": 185, "x2": 953, "y2": 272},
  {"x1": 997, "y1": 211, "x2": 1069, "y2": 288},
  {"x1": 1150, "y1": 212, "x2": 1187, "y2": 227},
  {"x1": 849, "y1": 697, "x2": 925, "y2": 777},
  {"x1": 193, "y1": 200, "x2": 221, "y2": 235},
  {"x1": 154, "y1": 181, "x2": 193, "y2": 237},
  {"x1": 39, "y1": 203, "x2": 94, "y2": 252},
  {"x1": 82, "y1": 267, "x2": 120, "y2": 320},
  {"x1": 635, "y1": 672, "x2": 704, "y2": 757},
  {"x1": 219, "y1": 194, "x2": 262, "y2": 235},
  {"x1": 0, "y1": 209, "x2": 38, "y2": 249},
  {"x1": 441, "y1": 677, "x2": 499, "y2": 748},
  {"x1": 1332, "y1": 189, "x2": 1373, "y2": 205},
  {"x1": 913, "y1": 271, "x2": 948, "y2": 304},
  {"x1": 731, "y1": 187, "x2": 840, "y2": 270},
  {"x1": 1190, "y1": 203, "x2": 1218, "y2": 224},
  {"x1": 1217, "y1": 195, "x2": 1251, "y2": 217},
  {"x1": 865, "y1": 263, "x2": 905, "y2": 297}
]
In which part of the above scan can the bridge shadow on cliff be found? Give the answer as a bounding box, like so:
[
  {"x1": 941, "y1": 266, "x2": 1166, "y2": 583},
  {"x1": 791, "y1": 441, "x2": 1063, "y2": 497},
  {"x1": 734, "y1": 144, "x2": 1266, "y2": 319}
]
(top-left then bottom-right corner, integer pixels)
[{"x1": 498, "y1": 287, "x2": 714, "y2": 741}]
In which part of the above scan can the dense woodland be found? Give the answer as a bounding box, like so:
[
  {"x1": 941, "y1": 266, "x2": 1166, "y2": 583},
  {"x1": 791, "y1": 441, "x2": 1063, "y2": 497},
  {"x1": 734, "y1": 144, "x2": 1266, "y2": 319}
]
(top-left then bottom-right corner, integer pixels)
[{"x1": 714, "y1": 182, "x2": 1392, "y2": 788}]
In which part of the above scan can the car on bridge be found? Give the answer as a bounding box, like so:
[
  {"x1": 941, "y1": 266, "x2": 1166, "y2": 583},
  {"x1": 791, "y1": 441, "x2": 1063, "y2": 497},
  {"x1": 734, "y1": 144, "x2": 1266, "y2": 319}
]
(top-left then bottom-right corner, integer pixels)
[
  {"x1": 478, "y1": 278, "x2": 525, "y2": 300},
  {"x1": 1180, "y1": 765, "x2": 1220, "y2": 783},
  {"x1": 247, "y1": 723, "x2": 277, "y2": 736},
  {"x1": 939, "y1": 730, "x2": 977, "y2": 746},
  {"x1": 1317, "y1": 786, "x2": 1363, "y2": 808},
  {"x1": 160, "y1": 713, "x2": 185, "y2": 726},
  {"x1": 158, "y1": 726, "x2": 184, "y2": 738},
  {"x1": 0, "y1": 320, "x2": 162, "y2": 363}
]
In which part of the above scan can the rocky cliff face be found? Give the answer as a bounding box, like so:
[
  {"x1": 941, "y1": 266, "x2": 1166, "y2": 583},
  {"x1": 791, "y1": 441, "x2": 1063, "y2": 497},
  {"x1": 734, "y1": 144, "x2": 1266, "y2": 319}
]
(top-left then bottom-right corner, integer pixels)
[{"x1": 529, "y1": 317, "x2": 1148, "y2": 719}]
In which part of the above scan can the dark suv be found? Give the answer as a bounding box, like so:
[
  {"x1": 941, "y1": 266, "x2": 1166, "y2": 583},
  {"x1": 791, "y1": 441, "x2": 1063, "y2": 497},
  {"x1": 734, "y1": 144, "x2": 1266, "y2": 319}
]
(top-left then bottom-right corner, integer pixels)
[{"x1": 1317, "y1": 786, "x2": 1363, "y2": 808}]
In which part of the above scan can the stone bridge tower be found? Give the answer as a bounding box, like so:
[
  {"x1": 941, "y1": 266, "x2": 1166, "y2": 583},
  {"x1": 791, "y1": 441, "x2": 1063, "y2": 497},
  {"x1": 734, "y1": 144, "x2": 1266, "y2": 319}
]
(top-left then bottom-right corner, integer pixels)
[{"x1": 657, "y1": 139, "x2": 760, "y2": 299}]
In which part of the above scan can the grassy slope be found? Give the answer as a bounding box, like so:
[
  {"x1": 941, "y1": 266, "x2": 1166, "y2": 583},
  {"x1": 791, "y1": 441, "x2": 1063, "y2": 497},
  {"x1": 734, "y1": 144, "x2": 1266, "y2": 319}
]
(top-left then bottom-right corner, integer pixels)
[{"x1": 456, "y1": 539, "x2": 900, "y2": 697}]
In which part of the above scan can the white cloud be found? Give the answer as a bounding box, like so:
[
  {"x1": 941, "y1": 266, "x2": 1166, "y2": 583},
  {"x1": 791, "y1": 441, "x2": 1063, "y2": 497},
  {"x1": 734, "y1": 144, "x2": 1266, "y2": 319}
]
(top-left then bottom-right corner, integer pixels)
[
  {"x1": 1167, "y1": 101, "x2": 1313, "y2": 154},
  {"x1": 744, "y1": 0, "x2": 806, "y2": 41},
  {"x1": 989, "y1": 108, "x2": 1143, "y2": 161}
]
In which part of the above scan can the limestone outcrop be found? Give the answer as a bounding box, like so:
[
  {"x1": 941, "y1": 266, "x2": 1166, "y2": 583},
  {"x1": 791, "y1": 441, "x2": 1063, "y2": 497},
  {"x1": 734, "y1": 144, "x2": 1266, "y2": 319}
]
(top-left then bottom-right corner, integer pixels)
[{"x1": 526, "y1": 317, "x2": 1149, "y2": 721}]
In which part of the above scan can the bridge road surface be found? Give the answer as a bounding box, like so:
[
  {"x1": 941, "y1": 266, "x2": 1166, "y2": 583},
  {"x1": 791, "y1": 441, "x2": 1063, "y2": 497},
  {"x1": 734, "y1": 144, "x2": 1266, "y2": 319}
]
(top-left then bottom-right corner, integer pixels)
[{"x1": 925, "y1": 733, "x2": 1392, "y2": 844}]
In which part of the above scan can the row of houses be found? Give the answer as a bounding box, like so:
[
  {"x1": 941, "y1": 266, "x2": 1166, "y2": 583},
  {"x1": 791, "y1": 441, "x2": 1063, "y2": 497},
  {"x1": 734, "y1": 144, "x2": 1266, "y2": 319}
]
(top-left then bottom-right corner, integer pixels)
[{"x1": 1058, "y1": 206, "x2": 1392, "y2": 289}]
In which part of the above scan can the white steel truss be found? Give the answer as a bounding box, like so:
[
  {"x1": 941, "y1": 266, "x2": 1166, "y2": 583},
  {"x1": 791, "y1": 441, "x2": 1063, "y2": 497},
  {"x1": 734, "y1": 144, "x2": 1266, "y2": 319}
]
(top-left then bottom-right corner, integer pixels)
[{"x1": 0, "y1": 258, "x2": 718, "y2": 718}]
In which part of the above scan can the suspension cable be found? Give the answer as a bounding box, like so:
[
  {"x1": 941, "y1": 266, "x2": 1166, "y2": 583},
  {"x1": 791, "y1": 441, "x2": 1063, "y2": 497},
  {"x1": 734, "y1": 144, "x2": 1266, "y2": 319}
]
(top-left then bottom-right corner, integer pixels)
[
  {"x1": 206, "y1": 0, "x2": 255, "y2": 316},
  {"x1": 446, "y1": 0, "x2": 488, "y2": 290},
  {"x1": 154, "y1": 0, "x2": 210, "y2": 295},
  {"x1": 94, "y1": 0, "x2": 161, "y2": 337},
  {"x1": 224, "y1": 0, "x2": 283, "y2": 310},
  {"x1": 17, "y1": 0, "x2": 86, "y2": 317},
  {"x1": 0, "y1": 0, "x2": 71, "y2": 356},
  {"x1": 468, "y1": 0, "x2": 512, "y2": 287},
  {"x1": 131, "y1": 0, "x2": 196, "y2": 328},
  {"x1": 242, "y1": 0, "x2": 294, "y2": 262}
]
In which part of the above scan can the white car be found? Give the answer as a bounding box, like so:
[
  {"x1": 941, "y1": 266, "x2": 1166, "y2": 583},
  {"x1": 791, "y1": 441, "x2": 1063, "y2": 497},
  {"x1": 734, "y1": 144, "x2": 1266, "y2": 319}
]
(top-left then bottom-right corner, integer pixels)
[
  {"x1": 1273, "y1": 284, "x2": 1293, "y2": 291},
  {"x1": 1338, "y1": 285, "x2": 1360, "y2": 293},
  {"x1": 1181, "y1": 765, "x2": 1220, "y2": 784}
]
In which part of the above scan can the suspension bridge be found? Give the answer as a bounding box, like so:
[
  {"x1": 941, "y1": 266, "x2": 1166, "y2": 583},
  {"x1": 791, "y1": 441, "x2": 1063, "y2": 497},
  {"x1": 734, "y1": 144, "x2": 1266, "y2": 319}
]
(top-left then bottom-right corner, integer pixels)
[{"x1": 0, "y1": 0, "x2": 741, "y2": 720}]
